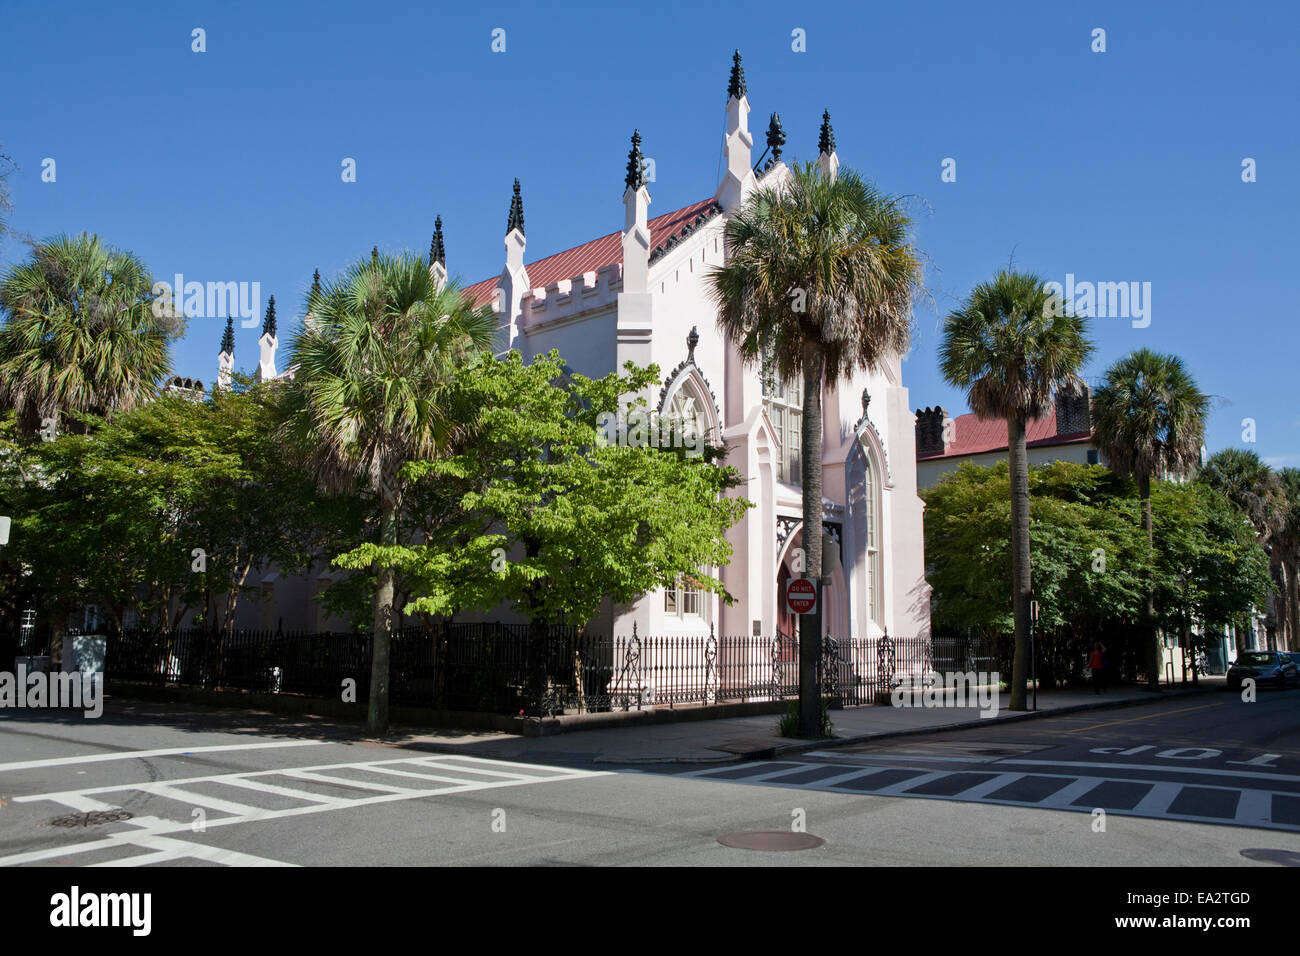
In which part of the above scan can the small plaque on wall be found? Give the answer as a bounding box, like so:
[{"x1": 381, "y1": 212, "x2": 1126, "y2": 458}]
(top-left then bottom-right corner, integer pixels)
[{"x1": 753, "y1": 620, "x2": 761, "y2": 636}]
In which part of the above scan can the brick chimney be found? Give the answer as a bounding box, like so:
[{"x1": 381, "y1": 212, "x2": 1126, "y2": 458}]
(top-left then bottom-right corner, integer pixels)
[
  {"x1": 1055, "y1": 383, "x2": 1092, "y2": 436},
  {"x1": 915, "y1": 406, "x2": 949, "y2": 455}
]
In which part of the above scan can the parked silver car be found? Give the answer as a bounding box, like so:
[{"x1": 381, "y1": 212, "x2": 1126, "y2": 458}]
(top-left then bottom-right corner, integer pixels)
[{"x1": 1226, "y1": 651, "x2": 1300, "y2": 690}]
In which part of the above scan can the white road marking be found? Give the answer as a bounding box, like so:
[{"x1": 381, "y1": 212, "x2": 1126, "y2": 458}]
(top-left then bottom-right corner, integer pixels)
[
  {"x1": 952, "y1": 772, "x2": 1026, "y2": 800},
  {"x1": 2, "y1": 754, "x2": 610, "y2": 868},
  {"x1": 687, "y1": 760, "x2": 1297, "y2": 832},
  {"x1": 89, "y1": 834, "x2": 296, "y2": 868},
  {"x1": 998, "y1": 758, "x2": 1300, "y2": 784},
  {"x1": 1133, "y1": 782, "x2": 1184, "y2": 815},
  {"x1": 0, "y1": 740, "x2": 328, "y2": 773},
  {"x1": 1234, "y1": 789, "x2": 1273, "y2": 826},
  {"x1": 1035, "y1": 777, "x2": 1110, "y2": 809},
  {"x1": 871, "y1": 771, "x2": 951, "y2": 796}
]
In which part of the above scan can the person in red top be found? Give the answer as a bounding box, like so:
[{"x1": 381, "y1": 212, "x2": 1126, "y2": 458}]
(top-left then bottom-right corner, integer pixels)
[{"x1": 1090, "y1": 642, "x2": 1108, "y2": 694}]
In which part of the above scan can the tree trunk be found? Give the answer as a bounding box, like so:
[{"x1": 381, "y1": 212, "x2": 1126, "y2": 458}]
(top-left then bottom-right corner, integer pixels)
[
  {"x1": 1139, "y1": 472, "x2": 1159, "y2": 686},
  {"x1": 1007, "y1": 416, "x2": 1031, "y2": 712},
  {"x1": 798, "y1": 341, "x2": 825, "y2": 738},
  {"x1": 368, "y1": 476, "x2": 397, "y2": 736}
]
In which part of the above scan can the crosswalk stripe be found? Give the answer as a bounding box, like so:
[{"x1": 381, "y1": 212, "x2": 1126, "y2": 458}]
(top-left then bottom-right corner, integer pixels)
[
  {"x1": 215, "y1": 776, "x2": 346, "y2": 806},
  {"x1": 951, "y1": 773, "x2": 1026, "y2": 799},
  {"x1": 1234, "y1": 789, "x2": 1273, "y2": 826},
  {"x1": 1133, "y1": 782, "x2": 1183, "y2": 814},
  {"x1": 278, "y1": 769, "x2": 425, "y2": 794},
  {"x1": 89, "y1": 834, "x2": 296, "y2": 867},
  {"x1": 871, "y1": 771, "x2": 952, "y2": 796},
  {"x1": 353, "y1": 765, "x2": 488, "y2": 786},
  {"x1": 1035, "y1": 777, "x2": 1110, "y2": 809},
  {"x1": 140, "y1": 784, "x2": 267, "y2": 818}
]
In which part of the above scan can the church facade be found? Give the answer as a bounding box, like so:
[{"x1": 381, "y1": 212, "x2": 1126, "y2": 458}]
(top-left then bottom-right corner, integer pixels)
[{"x1": 220, "y1": 53, "x2": 932, "y2": 643}]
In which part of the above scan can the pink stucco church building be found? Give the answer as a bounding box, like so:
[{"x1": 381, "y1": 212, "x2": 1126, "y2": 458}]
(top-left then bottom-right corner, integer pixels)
[{"x1": 220, "y1": 52, "x2": 931, "y2": 643}]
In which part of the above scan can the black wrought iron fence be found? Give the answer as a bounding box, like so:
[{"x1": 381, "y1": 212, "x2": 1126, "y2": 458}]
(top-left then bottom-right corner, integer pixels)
[{"x1": 100, "y1": 624, "x2": 993, "y2": 717}]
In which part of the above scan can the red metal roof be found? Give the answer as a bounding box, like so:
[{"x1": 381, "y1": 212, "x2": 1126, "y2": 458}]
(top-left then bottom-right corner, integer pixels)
[
  {"x1": 918, "y1": 409, "x2": 1093, "y2": 460},
  {"x1": 462, "y1": 197, "x2": 720, "y2": 307}
]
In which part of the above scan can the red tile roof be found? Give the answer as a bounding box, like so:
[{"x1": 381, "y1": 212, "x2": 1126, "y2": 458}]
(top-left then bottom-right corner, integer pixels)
[
  {"x1": 461, "y1": 197, "x2": 721, "y2": 307},
  {"x1": 918, "y1": 409, "x2": 1093, "y2": 460}
]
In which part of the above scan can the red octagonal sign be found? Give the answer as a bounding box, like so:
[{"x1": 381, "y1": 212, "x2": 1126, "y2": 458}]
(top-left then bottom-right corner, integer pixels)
[{"x1": 786, "y1": 578, "x2": 817, "y2": 615}]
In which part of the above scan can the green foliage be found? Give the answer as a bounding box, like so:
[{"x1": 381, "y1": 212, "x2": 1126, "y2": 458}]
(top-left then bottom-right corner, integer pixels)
[
  {"x1": 923, "y1": 460, "x2": 1271, "y2": 677},
  {"x1": 777, "y1": 697, "x2": 833, "y2": 738},
  {"x1": 338, "y1": 350, "x2": 752, "y2": 629},
  {"x1": 7, "y1": 379, "x2": 354, "y2": 631},
  {"x1": 0, "y1": 233, "x2": 179, "y2": 432},
  {"x1": 939, "y1": 269, "x2": 1093, "y2": 422}
]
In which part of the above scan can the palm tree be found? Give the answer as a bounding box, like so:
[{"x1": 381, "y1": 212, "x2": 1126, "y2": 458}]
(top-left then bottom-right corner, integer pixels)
[
  {"x1": 708, "y1": 161, "x2": 923, "y2": 737},
  {"x1": 1199, "y1": 448, "x2": 1287, "y2": 648},
  {"x1": 1277, "y1": 469, "x2": 1300, "y2": 651},
  {"x1": 285, "y1": 251, "x2": 495, "y2": 734},
  {"x1": 0, "y1": 233, "x2": 175, "y2": 433},
  {"x1": 1093, "y1": 349, "x2": 1208, "y2": 684},
  {"x1": 939, "y1": 269, "x2": 1093, "y2": 710}
]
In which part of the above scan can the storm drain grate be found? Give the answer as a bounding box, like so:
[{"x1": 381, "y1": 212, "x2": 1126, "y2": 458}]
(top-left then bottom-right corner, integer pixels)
[
  {"x1": 40, "y1": 810, "x2": 133, "y2": 828},
  {"x1": 717, "y1": 831, "x2": 825, "y2": 851}
]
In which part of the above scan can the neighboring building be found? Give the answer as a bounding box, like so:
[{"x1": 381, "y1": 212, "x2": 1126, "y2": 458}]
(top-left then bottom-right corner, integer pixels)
[
  {"x1": 914, "y1": 385, "x2": 1099, "y2": 489},
  {"x1": 214, "y1": 52, "x2": 931, "y2": 642}
]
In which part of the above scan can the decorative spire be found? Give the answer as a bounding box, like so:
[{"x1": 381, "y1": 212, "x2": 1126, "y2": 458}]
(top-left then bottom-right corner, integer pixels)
[
  {"x1": 687, "y1": 326, "x2": 699, "y2": 363},
  {"x1": 262, "y1": 295, "x2": 276, "y2": 338},
  {"x1": 506, "y1": 178, "x2": 525, "y2": 236},
  {"x1": 818, "y1": 109, "x2": 836, "y2": 155},
  {"x1": 310, "y1": 269, "x2": 321, "y2": 298},
  {"x1": 861, "y1": 387, "x2": 871, "y2": 414},
  {"x1": 220, "y1": 315, "x2": 234, "y2": 355},
  {"x1": 430, "y1": 216, "x2": 446, "y2": 267},
  {"x1": 625, "y1": 130, "x2": 647, "y2": 191},
  {"x1": 371, "y1": 246, "x2": 379, "y2": 266},
  {"x1": 766, "y1": 113, "x2": 785, "y2": 164},
  {"x1": 727, "y1": 49, "x2": 746, "y2": 99}
]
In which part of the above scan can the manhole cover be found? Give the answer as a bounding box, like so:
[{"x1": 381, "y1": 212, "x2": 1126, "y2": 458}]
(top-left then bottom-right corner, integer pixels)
[
  {"x1": 41, "y1": 810, "x2": 133, "y2": 828},
  {"x1": 717, "y1": 831, "x2": 825, "y2": 851}
]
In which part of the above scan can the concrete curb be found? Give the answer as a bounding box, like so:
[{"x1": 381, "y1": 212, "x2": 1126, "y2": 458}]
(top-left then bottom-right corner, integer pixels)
[{"x1": 760, "y1": 684, "x2": 1225, "y2": 762}]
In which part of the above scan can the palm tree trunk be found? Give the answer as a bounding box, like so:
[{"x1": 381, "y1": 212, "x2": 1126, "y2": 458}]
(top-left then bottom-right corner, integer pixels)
[
  {"x1": 1007, "y1": 416, "x2": 1031, "y2": 712},
  {"x1": 1139, "y1": 472, "x2": 1159, "y2": 686},
  {"x1": 798, "y1": 341, "x2": 825, "y2": 738},
  {"x1": 368, "y1": 475, "x2": 397, "y2": 735}
]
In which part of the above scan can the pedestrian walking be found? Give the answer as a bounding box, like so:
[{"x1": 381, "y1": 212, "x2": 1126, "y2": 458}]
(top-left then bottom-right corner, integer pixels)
[{"x1": 1090, "y1": 641, "x2": 1108, "y2": 694}]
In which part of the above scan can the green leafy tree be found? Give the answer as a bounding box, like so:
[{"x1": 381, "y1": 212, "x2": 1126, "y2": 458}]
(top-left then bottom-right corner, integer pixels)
[
  {"x1": 0, "y1": 233, "x2": 179, "y2": 434},
  {"x1": 1198, "y1": 448, "x2": 1289, "y2": 647},
  {"x1": 337, "y1": 350, "x2": 750, "y2": 625},
  {"x1": 938, "y1": 269, "x2": 1093, "y2": 709},
  {"x1": 1092, "y1": 349, "x2": 1209, "y2": 684},
  {"x1": 283, "y1": 252, "x2": 495, "y2": 734},
  {"x1": 707, "y1": 161, "x2": 923, "y2": 736}
]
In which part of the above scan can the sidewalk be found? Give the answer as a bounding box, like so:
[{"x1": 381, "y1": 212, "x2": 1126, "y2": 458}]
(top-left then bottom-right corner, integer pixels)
[{"x1": 388, "y1": 677, "x2": 1229, "y2": 765}]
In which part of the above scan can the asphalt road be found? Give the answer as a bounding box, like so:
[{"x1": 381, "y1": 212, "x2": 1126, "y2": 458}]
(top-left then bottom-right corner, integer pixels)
[{"x1": 1, "y1": 689, "x2": 1298, "y2": 867}]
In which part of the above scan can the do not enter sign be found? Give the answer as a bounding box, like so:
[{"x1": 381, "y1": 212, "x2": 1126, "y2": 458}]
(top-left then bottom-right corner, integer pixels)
[{"x1": 786, "y1": 578, "x2": 817, "y2": 615}]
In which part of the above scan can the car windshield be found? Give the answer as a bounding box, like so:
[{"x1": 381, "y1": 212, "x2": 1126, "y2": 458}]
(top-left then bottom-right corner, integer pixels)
[{"x1": 1239, "y1": 652, "x2": 1278, "y2": 666}]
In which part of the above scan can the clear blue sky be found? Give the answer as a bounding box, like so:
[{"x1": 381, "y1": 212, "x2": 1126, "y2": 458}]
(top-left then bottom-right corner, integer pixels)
[{"x1": 2, "y1": 0, "x2": 1296, "y2": 465}]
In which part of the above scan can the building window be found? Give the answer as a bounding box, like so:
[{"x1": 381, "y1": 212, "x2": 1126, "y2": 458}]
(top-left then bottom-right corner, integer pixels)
[
  {"x1": 664, "y1": 573, "x2": 704, "y2": 620},
  {"x1": 1087, "y1": 449, "x2": 1100, "y2": 465},
  {"x1": 664, "y1": 389, "x2": 705, "y2": 447},
  {"x1": 864, "y1": 460, "x2": 881, "y2": 625},
  {"x1": 763, "y1": 364, "x2": 803, "y2": 486}
]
